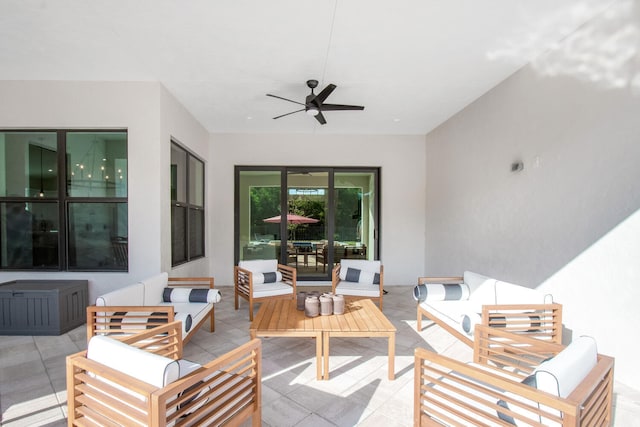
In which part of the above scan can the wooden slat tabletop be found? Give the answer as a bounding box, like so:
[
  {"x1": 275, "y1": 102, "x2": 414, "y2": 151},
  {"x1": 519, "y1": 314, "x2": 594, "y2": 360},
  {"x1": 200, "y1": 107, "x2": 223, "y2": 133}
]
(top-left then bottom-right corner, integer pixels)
[{"x1": 250, "y1": 299, "x2": 395, "y2": 333}]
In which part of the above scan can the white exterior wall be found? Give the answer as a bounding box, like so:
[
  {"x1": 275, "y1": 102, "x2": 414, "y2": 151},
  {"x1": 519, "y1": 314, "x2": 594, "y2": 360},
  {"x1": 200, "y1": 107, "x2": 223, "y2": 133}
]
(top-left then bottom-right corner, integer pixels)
[{"x1": 424, "y1": 4, "x2": 640, "y2": 389}]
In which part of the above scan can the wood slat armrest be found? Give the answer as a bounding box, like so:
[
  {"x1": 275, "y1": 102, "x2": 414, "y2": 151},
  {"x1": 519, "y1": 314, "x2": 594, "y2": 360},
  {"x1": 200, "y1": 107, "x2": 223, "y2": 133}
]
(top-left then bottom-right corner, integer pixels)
[
  {"x1": 167, "y1": 276, "x2": 214, "y2": 289},
  {"x1": 418, "y1": 276, "x2": 464, "y2": 285},
  {"x1": 119, "y1": 320, "x2": 183, "y2": 360},
  {"x1": 481, "y1": 303, "x2": 563, "y2": 345},
  {"x1": 473, "y1": 324, "x2": 564, "y2": 378},
  {"x1": 86, "y1": 305, "x2": 175, "y2": 343},
  {"x1": 277, "y1": 263, "x2": 297, "y2": 286},
  {"x1": 156, "y1": 338, "x2": 262, "y2": 426}
]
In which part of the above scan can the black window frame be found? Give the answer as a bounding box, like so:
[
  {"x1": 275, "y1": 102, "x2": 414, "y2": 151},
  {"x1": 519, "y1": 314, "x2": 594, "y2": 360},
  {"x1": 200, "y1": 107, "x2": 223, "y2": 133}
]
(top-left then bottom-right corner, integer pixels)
[
  {"x1": 0, "y1": 129, "x2": 128, "y2": 272},
  {"x1": 171, "y1": 141, "x2": 205, "y2": 266}
]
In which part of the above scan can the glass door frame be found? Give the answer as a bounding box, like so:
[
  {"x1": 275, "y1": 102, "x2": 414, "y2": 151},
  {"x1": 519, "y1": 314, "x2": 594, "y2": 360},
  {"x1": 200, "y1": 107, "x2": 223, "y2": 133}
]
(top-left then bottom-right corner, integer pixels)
[{"x1": 234, "y1": 166, "x2": 380, "y2": 281}]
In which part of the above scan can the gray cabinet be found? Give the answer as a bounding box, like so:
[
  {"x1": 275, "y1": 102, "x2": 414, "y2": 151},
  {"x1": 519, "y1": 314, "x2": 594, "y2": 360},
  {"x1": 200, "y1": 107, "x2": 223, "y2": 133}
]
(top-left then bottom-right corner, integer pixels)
[{"x1": 0, "y1": 280, "x2": 88, "y2": 335}]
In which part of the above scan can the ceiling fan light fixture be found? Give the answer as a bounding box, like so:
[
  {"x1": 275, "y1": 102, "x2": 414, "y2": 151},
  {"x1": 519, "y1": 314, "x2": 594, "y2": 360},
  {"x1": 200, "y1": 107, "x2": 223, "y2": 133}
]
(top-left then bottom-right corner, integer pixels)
[{"x1": 306, "y1": 107, "x2": 320, "y2": 116}]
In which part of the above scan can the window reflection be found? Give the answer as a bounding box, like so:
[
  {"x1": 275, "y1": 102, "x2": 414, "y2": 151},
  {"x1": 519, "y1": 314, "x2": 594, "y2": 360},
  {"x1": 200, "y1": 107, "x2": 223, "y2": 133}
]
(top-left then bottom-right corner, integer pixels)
[
  {"x1": 67, "y1": 132, "x2": 127, "y2": 198},
  {"x1": 67, "y1": 202, "x2": 128, "y2": 270},
  {"x1": 0, "y1": 202, "x2": 59, "y2": 269},
  {"x1": 0, "y1": 132, "x2": 57, "y2": 198}
]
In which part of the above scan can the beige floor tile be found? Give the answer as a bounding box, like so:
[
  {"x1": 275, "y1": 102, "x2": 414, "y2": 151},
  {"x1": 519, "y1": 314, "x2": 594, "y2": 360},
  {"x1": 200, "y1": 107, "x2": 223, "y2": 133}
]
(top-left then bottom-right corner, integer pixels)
[{"x1": 0, "y1": 284, "x2": 638, "y2": 426}]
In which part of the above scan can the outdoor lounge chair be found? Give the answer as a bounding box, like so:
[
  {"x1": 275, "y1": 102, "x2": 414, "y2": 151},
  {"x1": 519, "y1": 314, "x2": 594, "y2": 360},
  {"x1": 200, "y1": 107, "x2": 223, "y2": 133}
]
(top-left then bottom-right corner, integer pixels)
[
  {"x1": 67, "y1": 321, "x2": 262, "y2": 426},
  {"x1": 332, "y1": 259, "x2": 384, "y2": 310},
  {"x1": 234, "y1": 258, "x2": 297, "y2": 321},
  {"x1": 414, "y1": 324, "x2": 614, "y2": 426}
]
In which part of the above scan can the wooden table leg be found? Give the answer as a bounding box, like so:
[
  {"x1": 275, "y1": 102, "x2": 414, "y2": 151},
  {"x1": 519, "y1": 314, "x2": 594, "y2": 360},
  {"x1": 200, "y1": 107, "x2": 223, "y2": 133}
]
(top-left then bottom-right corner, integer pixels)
[
  {"x1": 323, "y1": 332, "x2": 330, "y2": 380},
  {"x1": 388, "y1": 332, "x2": 395, "y2": 380},
  {"x1": 316, "y1": 332, "x2": 323, "y2": 380}
]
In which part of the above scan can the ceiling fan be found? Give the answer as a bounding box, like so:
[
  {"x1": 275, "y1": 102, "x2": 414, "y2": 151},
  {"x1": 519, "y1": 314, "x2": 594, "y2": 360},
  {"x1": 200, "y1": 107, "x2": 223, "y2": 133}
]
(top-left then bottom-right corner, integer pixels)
[{"x1": 266, "y1": 79, "x2": 364, "y2": 125}]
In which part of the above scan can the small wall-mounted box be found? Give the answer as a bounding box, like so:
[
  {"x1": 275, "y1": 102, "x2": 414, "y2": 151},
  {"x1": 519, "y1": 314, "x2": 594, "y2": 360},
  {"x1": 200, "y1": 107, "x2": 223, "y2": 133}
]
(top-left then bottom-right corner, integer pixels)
[{"x1": 0, "y1": 280, "x2": 88, "y2": 335}]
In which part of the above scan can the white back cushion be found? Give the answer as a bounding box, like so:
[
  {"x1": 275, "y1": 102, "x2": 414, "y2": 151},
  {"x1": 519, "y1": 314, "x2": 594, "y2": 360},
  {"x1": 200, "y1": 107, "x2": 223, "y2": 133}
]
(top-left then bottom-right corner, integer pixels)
[
  {"x1": 534, "y1": 336, "x2": 598, "y2": 397},
  {"x1": 142, "y1": 272, "x2": 169, "y2": 305},
  {"x1": 495, "y1": 281, "x2": 553, "y2": 305},
  {"x1": 96, "y1": 282, "x2": 145, "y2": 306},
  {"x1": 239, "y1": 259, "x2": 278, "y2": 274},
  {"x1": 463, "y1": 271, "x2": 495, "y2": 294},
  {"x1": 339, "y1": 259, "x2": 381, "y2": 275},
  {"x1": 468, "y1": 281, "x2": 497, "y2": 304},
  {"x1": 87, "y1": 335, "x2": 179, "y2": 387}
]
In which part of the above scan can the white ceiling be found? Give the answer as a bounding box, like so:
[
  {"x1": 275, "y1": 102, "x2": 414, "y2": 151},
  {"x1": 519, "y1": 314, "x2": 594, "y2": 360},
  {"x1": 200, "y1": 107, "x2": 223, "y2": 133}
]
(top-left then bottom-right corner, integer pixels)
[{"x1": 0, "y1": 0, "x2": 616, "y2": 135}]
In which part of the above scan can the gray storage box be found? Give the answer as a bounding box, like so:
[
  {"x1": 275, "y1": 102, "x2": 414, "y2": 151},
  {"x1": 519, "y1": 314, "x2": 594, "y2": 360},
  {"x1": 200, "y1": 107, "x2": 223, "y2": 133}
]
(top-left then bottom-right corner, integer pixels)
[{"x1": 0, "y1": 280, "x2": 88, "y2": 335}]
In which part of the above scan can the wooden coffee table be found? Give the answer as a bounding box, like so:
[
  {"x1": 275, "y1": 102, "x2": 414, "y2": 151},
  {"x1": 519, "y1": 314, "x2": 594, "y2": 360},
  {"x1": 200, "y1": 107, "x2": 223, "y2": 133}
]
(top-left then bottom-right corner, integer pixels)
[{"x1": 249, "y1": 298, "x2": 396, "y2": 380}]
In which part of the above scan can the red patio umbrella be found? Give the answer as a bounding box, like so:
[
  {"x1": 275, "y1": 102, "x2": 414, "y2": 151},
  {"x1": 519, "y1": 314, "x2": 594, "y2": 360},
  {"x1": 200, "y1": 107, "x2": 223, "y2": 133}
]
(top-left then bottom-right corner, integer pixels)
[{"x1": 263, "y1": 213, "x2": 319, "y2": 224}]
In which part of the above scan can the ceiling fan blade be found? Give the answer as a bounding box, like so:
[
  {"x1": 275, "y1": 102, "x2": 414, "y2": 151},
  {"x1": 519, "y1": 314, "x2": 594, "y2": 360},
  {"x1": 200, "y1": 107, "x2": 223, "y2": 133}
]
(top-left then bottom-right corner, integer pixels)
[
  {"x1": 266, "y1": 94, "x2": 306, "y2": 106},
  {"x1": 313, "y1": 84, "x2": 337, "y2": 104},
  {"x1": 315, "y1": 112, "x2": 327, "y2": 125},
  {"x1": 273, "y1": 108, "x2": 305, "y2": 120},
  {"x1": 320, "y1": 104, "x2": 365, "y2": 111}
]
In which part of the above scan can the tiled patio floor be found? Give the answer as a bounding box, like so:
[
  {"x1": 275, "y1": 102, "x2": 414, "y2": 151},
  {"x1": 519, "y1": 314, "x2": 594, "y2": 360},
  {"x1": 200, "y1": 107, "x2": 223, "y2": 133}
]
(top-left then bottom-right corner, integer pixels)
[{"x1": 1, "y1": 285, "x2": 639, "y2": 426}]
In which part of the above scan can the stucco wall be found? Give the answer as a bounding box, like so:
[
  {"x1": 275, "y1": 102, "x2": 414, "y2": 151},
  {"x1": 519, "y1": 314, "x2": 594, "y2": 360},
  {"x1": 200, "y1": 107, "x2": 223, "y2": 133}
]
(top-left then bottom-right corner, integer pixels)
[{"x1": 424, "y1": 1, "x2": 640, "y2": 389}]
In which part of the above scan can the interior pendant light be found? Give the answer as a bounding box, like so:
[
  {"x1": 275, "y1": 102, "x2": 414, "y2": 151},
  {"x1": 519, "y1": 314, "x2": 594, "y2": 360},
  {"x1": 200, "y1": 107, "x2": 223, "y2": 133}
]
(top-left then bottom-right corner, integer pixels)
[{"x1": 38, "y1": 147, "x2": 44, "y2": 197}]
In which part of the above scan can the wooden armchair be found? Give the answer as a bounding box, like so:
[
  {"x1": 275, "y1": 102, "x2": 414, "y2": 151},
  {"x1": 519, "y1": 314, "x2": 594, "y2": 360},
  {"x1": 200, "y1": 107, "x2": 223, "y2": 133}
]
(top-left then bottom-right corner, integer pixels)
[
  {"x1": 414, "y1": 325, "x2": 614, "y2": 426},
  {"x1": 67, "y1": 321, "x2": 262, "y2": 426},
  {"x1": 332, "y1": 259, "x2": 384, "y2": 310},
  {"x1": 235, "y1": 259, "x2": 296, "y2": 321},
  {"x1": 315, "y1": 243, "x2": 327, "y2": 272}
]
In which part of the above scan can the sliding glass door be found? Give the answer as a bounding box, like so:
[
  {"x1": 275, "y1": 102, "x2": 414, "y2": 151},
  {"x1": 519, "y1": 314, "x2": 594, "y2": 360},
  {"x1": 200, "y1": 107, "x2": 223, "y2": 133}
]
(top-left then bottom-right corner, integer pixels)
[{"x1": 235, "y1": 167, "x2": 379, "y2": 280}]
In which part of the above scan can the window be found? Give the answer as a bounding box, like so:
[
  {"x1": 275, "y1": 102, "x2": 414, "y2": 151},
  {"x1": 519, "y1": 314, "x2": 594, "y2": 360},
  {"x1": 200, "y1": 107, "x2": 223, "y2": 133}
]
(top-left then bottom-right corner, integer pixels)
[
  {"x1": 0, "y1": 130, "x2": 128, "y2": 271},
  {"x1": 171, "y1": 142, "x2": 204, "y2": 266}
]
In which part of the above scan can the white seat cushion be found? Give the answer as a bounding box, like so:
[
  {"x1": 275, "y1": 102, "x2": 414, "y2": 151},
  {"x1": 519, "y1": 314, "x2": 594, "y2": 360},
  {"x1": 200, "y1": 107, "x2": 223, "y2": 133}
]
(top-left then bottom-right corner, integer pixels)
[
  {"x1": 421, "y1": 300, "x2": 480, "y2": 337},
  {"x1": 159, "y1": 302, "x2": 212, "y2": 337},
  {"x1": 335, "y1": 282, "x2": 381, "y2": 297},
  {"x1": 251, "y1": 282, "x2": 293, "y2": 298}
]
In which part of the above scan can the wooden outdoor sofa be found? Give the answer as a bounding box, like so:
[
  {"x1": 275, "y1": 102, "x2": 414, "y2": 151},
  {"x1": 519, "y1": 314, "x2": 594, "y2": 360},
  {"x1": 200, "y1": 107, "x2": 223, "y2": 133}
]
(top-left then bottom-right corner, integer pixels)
[
  {"x1": 415, "y1": 272, "x2": 563, "y2": 347},
  {"x1": 414, "y1": 325, "x2": 614, "y2": 426},
  {"x1": 67, "y1": 321, "x2": 262, "y2": 426},
  {"x1": 87, "y1": 274, "x2": 219, "y2": 344}
]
